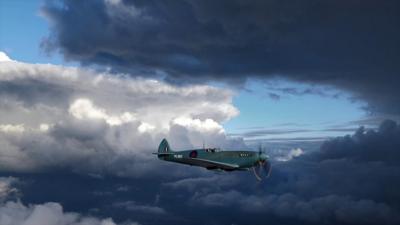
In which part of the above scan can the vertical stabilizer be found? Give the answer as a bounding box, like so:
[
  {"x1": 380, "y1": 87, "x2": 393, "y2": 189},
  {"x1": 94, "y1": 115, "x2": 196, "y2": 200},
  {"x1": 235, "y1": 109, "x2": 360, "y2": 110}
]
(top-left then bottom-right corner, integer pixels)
[{"x1": 158, "y1": 138, "x2": 172, "y2": 153}]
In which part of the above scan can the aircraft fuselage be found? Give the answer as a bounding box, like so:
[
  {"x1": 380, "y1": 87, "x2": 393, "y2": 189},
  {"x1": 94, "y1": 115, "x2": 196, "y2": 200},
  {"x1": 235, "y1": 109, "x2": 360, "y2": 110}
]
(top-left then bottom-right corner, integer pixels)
[{"x1": 158, "y1": 148, "x2": 259, "y2": 171}]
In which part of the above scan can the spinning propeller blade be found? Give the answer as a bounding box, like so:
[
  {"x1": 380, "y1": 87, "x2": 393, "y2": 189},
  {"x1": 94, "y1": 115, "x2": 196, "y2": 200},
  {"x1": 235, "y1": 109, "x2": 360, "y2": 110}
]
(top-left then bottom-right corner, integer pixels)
[
  {"x1": 252, "y1": 144, "x2": 271, "y2": 181},
  {"x1": 264, "y1": 160, "x2": 272, "y2": 178}
]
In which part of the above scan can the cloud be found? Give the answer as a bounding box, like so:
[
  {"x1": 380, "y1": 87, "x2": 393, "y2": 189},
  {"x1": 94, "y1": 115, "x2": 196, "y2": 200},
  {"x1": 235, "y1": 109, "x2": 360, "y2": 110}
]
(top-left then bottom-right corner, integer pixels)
[
  {"x1": 41, "y1": 0, "x2": 400, "y2": 114},
  {"x1": 112, "y1": 201, "x2": 166, "y2": 215},
  {"x1": 68, "y1": 98, "x2": 136, "y2": 126},
  {"x1": 0, "y1": 124, "x2": 25, "y2": 133},
  {"x1": 0, "y1": 52, "x2": 12, "y2": 62},
  {"x1": 229, "y1": 128, "x2": 313, "y2": 138},
  {"x1": 0, "y1": 53, "x2": 243, "y2": 176},
  {"x1": 0, "y1": 176, "x2": 136, "y2": 225},
  {"x1": 316, "y1": 120, "x2": 400, "y2": 164},
  {"x1": 275, "y1": 148, "x2": 303, "y2": 161},
  {"x1": 2, "y1": 51, "x2": 399, "y2": 224},
  {"x1": 2, "y1": 119, "x2": 398, "y2": 225},
  {"x1": 0, "y1": 201, "x2": 138, "y2": 225},
  {"x1": 192, "y1": 191, "x2": 400, "y2": 225},
  {"x1": 163, "y1": 174, "x2": 240, "y2": 193},
  {"x1": 0, "y1": 177, "x2": 19, "y2": 201},
  {"x1": 158, "y1": 120, "x2": 400, "y2": 224}
]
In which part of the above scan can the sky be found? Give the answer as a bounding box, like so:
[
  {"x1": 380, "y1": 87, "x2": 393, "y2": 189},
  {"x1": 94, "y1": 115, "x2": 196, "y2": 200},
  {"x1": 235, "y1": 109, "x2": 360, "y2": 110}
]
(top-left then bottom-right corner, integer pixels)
[{"x1": 0, "y1": 1, "x2": 400, "y2": 225}]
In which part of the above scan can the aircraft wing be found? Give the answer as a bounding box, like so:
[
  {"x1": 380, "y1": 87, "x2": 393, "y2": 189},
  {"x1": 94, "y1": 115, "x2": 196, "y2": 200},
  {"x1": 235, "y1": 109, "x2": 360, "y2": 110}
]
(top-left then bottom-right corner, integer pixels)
[{"x1": 187, "y1": 158, "x2": 239, "y2": 170}]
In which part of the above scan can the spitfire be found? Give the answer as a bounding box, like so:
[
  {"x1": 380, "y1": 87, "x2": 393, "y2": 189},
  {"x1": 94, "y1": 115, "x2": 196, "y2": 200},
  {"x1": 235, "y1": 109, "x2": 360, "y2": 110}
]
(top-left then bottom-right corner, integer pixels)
[{"x1": 153, "y1": 139, "x2": 271, "y2": 181}]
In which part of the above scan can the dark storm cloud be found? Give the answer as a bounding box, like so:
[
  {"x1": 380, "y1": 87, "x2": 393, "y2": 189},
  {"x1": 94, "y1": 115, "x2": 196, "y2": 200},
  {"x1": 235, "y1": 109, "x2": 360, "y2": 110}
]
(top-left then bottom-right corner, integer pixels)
[
  {"x1": 316, "y1": 120, "x2": 400, "y2": 164},
  {"x1": 192, "y1": 191, "x2": 400, "y2": 225},
  {"x1": 42, "y1": 0, "x2": 400, "y2": 113}
]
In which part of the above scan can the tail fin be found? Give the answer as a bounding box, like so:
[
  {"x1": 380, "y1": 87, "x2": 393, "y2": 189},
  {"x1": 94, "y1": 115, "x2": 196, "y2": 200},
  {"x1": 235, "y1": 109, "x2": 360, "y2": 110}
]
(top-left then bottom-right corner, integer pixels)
[
  {"x1": 158, "y1": 138, "x2": 173, "y2": 153},
  {"x1": 153, "y1": 139, "x2": 174, "y2": 158}
]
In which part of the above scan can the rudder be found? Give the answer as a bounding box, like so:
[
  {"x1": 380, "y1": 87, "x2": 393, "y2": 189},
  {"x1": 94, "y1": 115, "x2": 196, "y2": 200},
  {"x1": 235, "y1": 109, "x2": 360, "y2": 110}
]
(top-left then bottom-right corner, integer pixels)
[{"x1": 158, "y1": 138, "x2": 172, "y2": 153}]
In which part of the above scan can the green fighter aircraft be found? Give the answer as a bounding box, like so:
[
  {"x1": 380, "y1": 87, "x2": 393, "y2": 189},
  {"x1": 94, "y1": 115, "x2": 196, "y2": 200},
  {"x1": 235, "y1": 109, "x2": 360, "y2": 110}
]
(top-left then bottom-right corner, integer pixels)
[{"x1": 153, "y1": 139, "x2": 271, "y2": 181}]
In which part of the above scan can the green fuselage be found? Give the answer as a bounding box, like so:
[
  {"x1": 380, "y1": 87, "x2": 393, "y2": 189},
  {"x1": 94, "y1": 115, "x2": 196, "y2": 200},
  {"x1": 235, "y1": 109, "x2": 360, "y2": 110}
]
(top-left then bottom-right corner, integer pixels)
[{"x1": 159, "y1": 148, "x2": 259, "y2": 170}]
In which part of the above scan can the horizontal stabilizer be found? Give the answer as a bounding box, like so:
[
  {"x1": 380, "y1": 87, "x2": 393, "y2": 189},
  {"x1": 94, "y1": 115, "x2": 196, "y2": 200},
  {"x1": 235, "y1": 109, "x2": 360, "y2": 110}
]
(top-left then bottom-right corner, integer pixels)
[{"x1": 152, "y1": 152, "x2": 175, "y2": 155}]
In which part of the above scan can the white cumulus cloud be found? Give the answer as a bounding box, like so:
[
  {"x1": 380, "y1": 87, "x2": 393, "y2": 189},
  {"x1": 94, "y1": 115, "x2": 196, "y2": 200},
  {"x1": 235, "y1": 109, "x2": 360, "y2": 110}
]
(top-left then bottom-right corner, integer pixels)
[
  {"x1": 276, "y1": 148, "x2": 304, "y2": 161},
  {"x1": 0, "y1": 58, "x2": 244, "y2": 177},
  {"x1": 0, "y1": 52, "x2": 12, "y2": 62}
]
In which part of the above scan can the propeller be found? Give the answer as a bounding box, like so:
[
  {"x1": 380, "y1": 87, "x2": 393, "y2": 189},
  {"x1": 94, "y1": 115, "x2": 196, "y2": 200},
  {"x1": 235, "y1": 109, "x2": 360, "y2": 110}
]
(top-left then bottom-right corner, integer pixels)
[{"x1": 252, "y1": 144, "x2": 272, "y2": 181}]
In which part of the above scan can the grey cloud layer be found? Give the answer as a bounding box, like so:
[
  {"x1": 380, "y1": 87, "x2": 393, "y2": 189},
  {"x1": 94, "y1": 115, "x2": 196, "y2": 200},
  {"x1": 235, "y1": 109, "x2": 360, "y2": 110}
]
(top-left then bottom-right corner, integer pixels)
[{"x1": 41, "y1": 0, "x2": 400, "y2": 114}]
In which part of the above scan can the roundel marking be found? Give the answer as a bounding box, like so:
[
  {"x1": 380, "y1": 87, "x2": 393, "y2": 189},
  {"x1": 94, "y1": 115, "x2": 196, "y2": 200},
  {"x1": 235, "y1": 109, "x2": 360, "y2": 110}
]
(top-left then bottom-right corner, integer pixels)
[{"x1": 189, "y1": 150, "x2": 198, "y2": 158}]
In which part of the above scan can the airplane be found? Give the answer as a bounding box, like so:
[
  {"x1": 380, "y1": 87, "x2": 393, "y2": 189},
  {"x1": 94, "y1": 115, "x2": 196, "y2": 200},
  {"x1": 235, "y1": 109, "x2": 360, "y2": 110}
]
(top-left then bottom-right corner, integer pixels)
[{"x1": 153, "y1": 139, "x2": 271, "y2": 181}]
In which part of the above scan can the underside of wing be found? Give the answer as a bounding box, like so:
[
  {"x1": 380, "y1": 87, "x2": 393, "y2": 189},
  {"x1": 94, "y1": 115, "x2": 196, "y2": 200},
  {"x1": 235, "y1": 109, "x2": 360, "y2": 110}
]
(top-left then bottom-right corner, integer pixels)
[{"x1": 186, "y1": 158, "x2": 239, "y2": 170}]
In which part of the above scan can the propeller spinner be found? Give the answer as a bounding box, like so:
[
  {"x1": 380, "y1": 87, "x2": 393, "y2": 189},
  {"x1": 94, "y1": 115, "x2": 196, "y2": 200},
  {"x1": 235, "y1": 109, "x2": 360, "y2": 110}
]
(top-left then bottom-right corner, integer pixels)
[{"x1": 252, "y1": 146, "x2": 272, "y2": 181}]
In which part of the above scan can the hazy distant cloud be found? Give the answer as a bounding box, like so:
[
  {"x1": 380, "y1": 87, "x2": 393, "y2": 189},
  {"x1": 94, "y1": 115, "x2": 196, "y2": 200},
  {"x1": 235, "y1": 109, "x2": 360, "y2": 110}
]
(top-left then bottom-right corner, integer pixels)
[
  {"x1": 41, "y1": 0, "x2": 400, "y2": 114},
  {"x1": 230, "y1": 128, "x2": 313, "y2": 138},
  {"x1": 264, "y1": 83, "x2": 342, "y2": 99},
  {"x1": 267, "y1": 93, "x2": 280, "y2": 101},
  {"x1": 0, "y1": 53, "x2": 244, "y2": 177}
]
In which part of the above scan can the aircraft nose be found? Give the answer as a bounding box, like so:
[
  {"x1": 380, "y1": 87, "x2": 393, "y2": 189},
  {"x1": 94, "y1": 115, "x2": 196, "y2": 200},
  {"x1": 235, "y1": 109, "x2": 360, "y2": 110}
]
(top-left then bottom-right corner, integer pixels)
[{"x1": 260, "y1": 153, "x2": 268, "y2": 161}]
